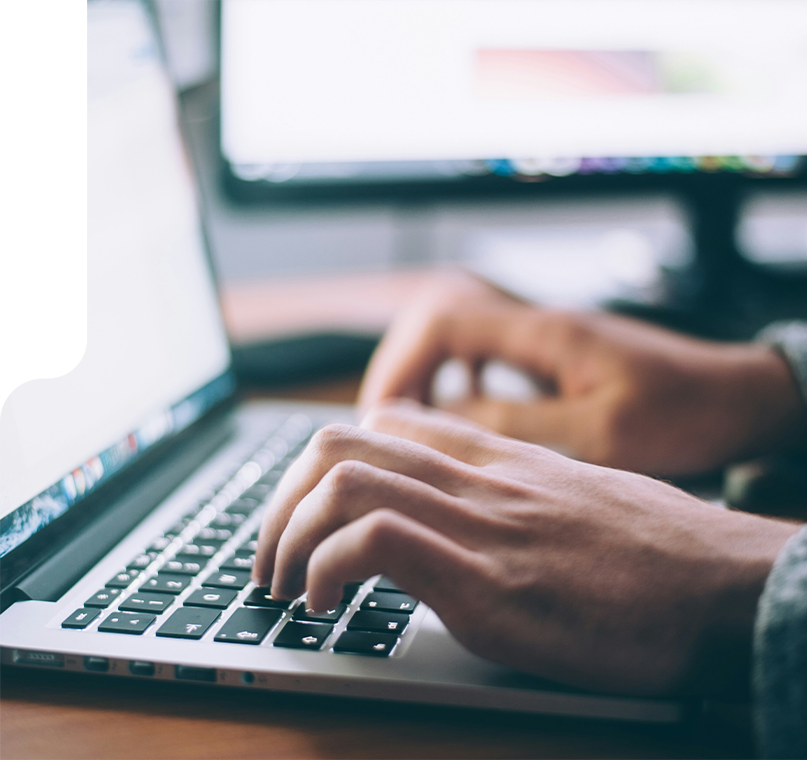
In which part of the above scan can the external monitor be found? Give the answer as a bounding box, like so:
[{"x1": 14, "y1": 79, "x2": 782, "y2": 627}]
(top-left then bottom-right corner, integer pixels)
[{"x1": 220, "y1": 0, "x2": 807, "y2": 198}]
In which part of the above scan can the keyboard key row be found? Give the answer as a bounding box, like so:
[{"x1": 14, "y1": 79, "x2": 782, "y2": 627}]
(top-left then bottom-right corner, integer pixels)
[{"x1": 63, "y1": 596, "x2": 409, "y2": 652}]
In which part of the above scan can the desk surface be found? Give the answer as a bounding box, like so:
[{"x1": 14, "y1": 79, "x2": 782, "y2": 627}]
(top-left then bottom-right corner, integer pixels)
[{"x1": 1, "y1": 377, "x2": 757, "y2": 760}]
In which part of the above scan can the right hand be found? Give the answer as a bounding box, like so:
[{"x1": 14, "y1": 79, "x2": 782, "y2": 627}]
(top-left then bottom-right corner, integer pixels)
[
  {"x1": 358, "y1": 271, "x2": 804, "y2": 476},
  {"x1": 254, "y1": 401, "x2": 801, "y2": 695}
]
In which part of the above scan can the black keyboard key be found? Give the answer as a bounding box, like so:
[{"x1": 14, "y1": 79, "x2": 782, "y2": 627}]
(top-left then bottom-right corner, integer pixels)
[
  {"x1": 273, "y1": 622, "x2": 332, "y2": 650},
  {"x1": 225, "y1": 498, "x2": 260, "y2": 515},
  {"x1": 85, "y1": 588, "x2": 121, "y2": 608},
  {"x1": 241, "y1": 484, "x2": 273, "y2": 501},
  {"x1": 162, "y1": 559, "x2": 204, "y2": 576},
  {"x1": 210, "y1": 512, "x2": 247, "y2": 528},
  {"x1": 348, "y1": 610, "x2": 409, "y2": 635},
  {"x1": 142, "y1": 573, "x2": 191, "y2": 595},
  {"x1": 219, "y1": 554, "x2": 254, "y2": 571},
  {"x1": 186, "y1": 502, "x2": 205, "y2": 516},
  {"x1": 242, "y1": 587, "x2": 294, "y2": 609},
  {"x1": 293, "y1": 603, "x2": 346, "y2": 624},
  {"x1": 105, "y1": 570, "x2": 140, "y2": 588},
  {"x1": 119, "y1": 592, "x2": 174, "y2": 614},
  {"x1": 195, "y1": 527, "x2": 234, "y2": 543},
  {"x1": 333, "y1": 631, "x2": 398, "y2": 657},
  {"x1": 156, "y1": 607, "x2": 220, "y2": 640},
  {"x1": 62, "y1": 608, "x2": 101, "y2": 629},
  {"x1": 341, "y1": 582, "x2": 362, "y2": 604},
  {"x1": 98, "y1": 612, "x2": 155, "y2": 635},
  {"x1": 148, "y1": 536, "x2": 173, "y2": 553},
  {"x1": 202, "y1": 569, "x2": 251, "y2": 590},
  {"x1": 128, "y1": 553, "x2": 156, "y2": 570},
  {"x1": 184, "y1": 588, "x2": 237, "y2": 609},
  {"x1": 373, "y1": 576, "x2": 405, "y2": 593},
  {"x1": 361, "y1": 592, "x2": 418, "y2": 614},
  {"x1": 177, "y1": 542, "x2": 219, "y2": 559},
  {"x1": 167, "y1": 518, "x2": 192, "y2": 535},
  {"x1": 214, "y1": 608, "x2": 282, "y2": 644},
  {"x1": 238, "y1": 538, "x2": 258, "y2": 554}
]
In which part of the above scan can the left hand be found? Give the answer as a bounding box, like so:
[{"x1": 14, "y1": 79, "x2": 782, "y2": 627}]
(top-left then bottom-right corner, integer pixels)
[{"x1": 253, "y1": 400, "x2": 800, "y2": 695}]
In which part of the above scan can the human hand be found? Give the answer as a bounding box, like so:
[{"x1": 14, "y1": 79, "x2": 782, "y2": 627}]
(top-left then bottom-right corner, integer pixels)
[
  {"x1": 358, "y1": 272, "x2": 804, "y2": 476},
  {"x1": 254, "y1": 400, "x2": 800, "y2": 695}
]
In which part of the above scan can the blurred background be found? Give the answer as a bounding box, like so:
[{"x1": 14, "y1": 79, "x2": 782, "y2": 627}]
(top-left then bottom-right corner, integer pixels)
[
  {"x1": 148, "y1": 0, "x2": 807, "y2": 382},
  {"x1": 152, "y1": 0, "x2": 807, "y2": 385}
]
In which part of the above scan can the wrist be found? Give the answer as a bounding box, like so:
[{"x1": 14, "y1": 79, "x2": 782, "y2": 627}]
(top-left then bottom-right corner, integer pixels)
[
  {"x1": 689, "y1": 513, "x2": 801, "y2": 696},
  {"x1": 720, "y1": 343, "x2": 806, "y2": 461}
]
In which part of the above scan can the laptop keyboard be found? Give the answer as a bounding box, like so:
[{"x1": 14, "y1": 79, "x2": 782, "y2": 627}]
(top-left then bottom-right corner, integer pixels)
[{"x1": 61, "y1": 413, "x2": 418, "y2": 658}]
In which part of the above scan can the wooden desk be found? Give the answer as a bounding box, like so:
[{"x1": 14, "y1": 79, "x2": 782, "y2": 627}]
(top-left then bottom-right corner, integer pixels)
[{"x1": 1, "y1": 377, "x2": 757, "y2": 759}]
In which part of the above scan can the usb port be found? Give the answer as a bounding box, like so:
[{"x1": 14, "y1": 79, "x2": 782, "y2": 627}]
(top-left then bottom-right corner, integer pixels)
[
  {"x1": 174, "y1": 665, "x2": 216, "y2": 682},
  {"x1": 129, "y1": 661, "x2": 155, "y2": 677},
  {"x1": 83, "y1": 656, "x2": 109, "y2": 672}
]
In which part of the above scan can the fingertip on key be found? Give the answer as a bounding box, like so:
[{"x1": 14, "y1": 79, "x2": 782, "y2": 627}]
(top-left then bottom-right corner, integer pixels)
[{"x1": 252, "y1": 572, "x2": 269, "y2": 587}]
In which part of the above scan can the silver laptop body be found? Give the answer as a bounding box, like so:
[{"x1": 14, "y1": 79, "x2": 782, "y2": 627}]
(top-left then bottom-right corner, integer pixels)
[{"x1": 0, "y1": 1, "x2": 686, "y2": 724}]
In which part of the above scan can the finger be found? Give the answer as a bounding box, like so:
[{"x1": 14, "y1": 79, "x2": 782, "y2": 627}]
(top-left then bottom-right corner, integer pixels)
[
  {"x1": 358, "y1": 299, "x2": 535, "y2": 412},
  {"x1": 269, "y1": 461, "x2": 467, "y2": 598},
  {"x1": 253, "y1": 422, "x2": 474, "y2": 586},
  {"x1": 361, "y1": 398, "x2": 507, "y2": 465},
  {"x1": 450, "y1": 396, "x2": 599, "y2": 458},
  {"x1": 304, "y1": 508, "x2": 480, "y2": 616}
]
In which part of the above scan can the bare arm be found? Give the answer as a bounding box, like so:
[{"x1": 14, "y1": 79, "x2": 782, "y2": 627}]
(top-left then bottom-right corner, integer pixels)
[
  {"x1": 359, "y1": 271, "x2": 805, "y2": 477},
  {"x1": 254, "y1": 401, "x2": 801, "y2": 696}
]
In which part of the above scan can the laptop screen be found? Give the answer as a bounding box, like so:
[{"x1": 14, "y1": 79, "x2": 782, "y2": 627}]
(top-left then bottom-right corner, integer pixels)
[{"x1": 0, "y1": 0, "x2": 233, "y2": 558}]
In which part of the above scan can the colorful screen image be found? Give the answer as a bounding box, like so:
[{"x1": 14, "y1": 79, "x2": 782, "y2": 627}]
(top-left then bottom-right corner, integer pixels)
[{"x1": 474, "y1": 50, "x2": 721, "y2": 99}]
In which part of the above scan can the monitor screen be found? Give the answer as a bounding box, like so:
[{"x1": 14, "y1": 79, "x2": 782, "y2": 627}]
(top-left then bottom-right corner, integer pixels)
[
  {"x1": 0, "y1": 0, "x2": 233, "y2": 558},
  {"x1": 221, "y1": 0, "x2": 807, "y2": 186}
]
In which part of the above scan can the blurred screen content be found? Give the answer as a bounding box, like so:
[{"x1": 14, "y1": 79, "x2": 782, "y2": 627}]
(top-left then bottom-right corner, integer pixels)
[{"x1": 222, "y1": 0, "x2": 807, "y2": 183}]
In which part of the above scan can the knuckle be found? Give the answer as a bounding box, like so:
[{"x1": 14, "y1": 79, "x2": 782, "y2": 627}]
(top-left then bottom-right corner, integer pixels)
[
  {"x1": 310, "y1": 423, "x2": 358, "y2": 457},
  {"x1": 324, "y1": 460, "x2": 370, "y2": 501},
  {"x1": 359, "y1": 509, "x2": 401, "y2": 555}
]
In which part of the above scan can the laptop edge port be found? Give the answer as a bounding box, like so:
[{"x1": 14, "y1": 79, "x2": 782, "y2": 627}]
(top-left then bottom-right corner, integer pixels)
[
  {"x1": 129, "y1": 661, "x2": 156, "y2": 677},
  {"x1": 83, "y1": 656, "x2": 109, "y2": 672},
  {"x1": 174, "y1": 665, "x2": 216, "y2": 682},
  {"x1": 13, "y1": 650, "x2": 64, "y2": 668}
]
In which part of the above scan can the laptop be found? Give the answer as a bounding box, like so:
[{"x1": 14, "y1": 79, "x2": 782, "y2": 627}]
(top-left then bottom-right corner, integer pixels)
[{"x1": 0, "y1": 0, "x2": 685, "y2": 723}]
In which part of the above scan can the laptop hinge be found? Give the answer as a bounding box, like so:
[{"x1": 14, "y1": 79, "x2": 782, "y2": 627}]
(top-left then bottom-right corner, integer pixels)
[{"x1": 10, "y1": 413, "x2": 234, "y2": 606}]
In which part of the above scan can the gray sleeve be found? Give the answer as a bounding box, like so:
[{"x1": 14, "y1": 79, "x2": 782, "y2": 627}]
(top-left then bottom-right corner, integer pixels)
[
  {"x1": 753, "y1": 525, "x2": 807, "y2": 759},
  {"x1": 756, "y1": 321, "x2": 807, "y2": 408}
]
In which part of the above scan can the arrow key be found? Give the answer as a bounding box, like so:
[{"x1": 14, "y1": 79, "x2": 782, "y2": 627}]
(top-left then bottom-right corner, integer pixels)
[
  {"x1": 156, "y1": 607, "x2": 220, "y2": 640},
  {"x1": 214, "y1": 607, "x2": 282, "y2": 645},
  {"x1": 334, "y1": 631, "x2": 398, "y2": 657},
  {"x1": 273, "y1": 622, "x2": 332, "y2": 650}
]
